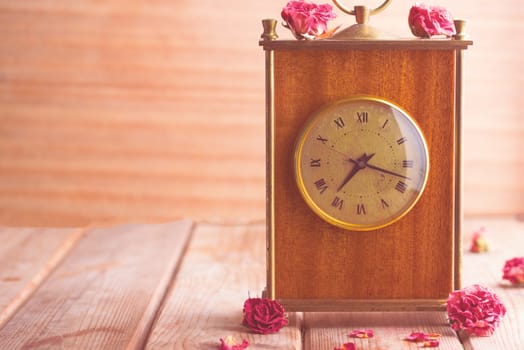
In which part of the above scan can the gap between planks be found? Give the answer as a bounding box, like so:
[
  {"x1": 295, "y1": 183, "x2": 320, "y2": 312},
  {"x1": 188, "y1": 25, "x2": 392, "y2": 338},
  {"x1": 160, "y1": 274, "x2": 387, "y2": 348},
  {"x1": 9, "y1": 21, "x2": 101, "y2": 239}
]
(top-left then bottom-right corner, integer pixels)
[
  {"x1": 0, "y1": 226, "x2": 88, "y2": 329},
  {"x1": 0, "y1": 220, "x2": 194, "y2": 349},
  {"x1": 127, "y1": 220, "x2": 196, "y2": 350},
  {"x1": 145, "y1": 220, "x2": 304, "y2": 350},
  {"x1": 0, "y1": 218, "x2": 521, "y2": 349},
  {"x1": 145, "y1": 220, "x2": 466, "y2": 349},
  {"x1": 460, "y1": 218, "x2": 524, "y2": 350}
]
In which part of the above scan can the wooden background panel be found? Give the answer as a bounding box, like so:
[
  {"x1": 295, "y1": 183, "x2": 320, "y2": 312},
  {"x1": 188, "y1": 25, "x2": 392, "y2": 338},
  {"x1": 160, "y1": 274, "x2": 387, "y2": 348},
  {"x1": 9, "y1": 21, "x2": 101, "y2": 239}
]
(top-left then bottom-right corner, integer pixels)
[
  {"x1": 0, "y1": 0, "x2": 523, "y2": 226},
  {"x1": 0, "y1": 0, "x2": 269, "y2": 226}
]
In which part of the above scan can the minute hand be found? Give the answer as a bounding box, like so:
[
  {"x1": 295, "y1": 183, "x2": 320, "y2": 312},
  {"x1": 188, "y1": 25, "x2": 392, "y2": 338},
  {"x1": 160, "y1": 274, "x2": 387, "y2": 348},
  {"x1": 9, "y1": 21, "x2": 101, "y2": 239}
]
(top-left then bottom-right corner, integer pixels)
[{"x1": 364, "y1": 162, "x2": 412, "y2": 180}]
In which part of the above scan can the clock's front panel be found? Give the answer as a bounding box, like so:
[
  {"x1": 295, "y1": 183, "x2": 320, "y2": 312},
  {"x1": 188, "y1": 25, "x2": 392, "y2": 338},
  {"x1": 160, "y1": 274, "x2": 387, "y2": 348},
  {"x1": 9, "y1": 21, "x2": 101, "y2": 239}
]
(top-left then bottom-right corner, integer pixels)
[{"x1": 270, "y1": 48, "x2": 457, "y2": 306}]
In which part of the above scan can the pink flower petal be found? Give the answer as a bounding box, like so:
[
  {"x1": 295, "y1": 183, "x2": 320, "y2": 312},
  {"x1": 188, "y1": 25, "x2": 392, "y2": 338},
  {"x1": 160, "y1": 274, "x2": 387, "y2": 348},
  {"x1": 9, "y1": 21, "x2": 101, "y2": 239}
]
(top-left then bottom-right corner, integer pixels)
[
  {"x1": 348, "y1": 329, "x2": 374, "y2": 338},
  {"x1": 219, "y1": 336, "x2": 249, "y2": 350},
  {"x1": 422, "y1": 340, "x2": 440, "y2": 348},
  {"x1": 405, "y1": 332, "x2": 425, "y2": 342},
  {"x1": 334, "y1": 342, "x2": 356, "y2": 350},
  {"x1": 405, "y1": 332, "x2": 440, "y2": 342}
]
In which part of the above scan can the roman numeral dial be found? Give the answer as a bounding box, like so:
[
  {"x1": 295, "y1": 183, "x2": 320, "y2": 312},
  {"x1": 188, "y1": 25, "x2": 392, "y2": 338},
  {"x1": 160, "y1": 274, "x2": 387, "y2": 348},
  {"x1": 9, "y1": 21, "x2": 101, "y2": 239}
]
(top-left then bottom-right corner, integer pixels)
[{"x1": 294, "y1": 97, "x2": 429, "y2": 231}]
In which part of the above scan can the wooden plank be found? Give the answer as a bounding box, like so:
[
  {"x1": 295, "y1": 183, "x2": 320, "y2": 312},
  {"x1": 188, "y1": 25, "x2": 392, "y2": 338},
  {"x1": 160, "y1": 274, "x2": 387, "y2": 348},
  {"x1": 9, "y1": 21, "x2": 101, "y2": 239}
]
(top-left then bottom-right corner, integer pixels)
[
  {"x1": 0, "y1": 226, "x2": 86, "y2": 327},
  {"x1": 296, "y1": 217, "x2": 524, "y2": 349},
  {"x1": 304, "y1": 312, "x2": 463, "y2": 349},
  {"x1": 0, "y1": 220, "x2": 193, "y2": 349},
  {"x1": 460, "y1": 218, "x2": 524, "y2": 350},
  {"x1": 145, "y1": 222, "x2": 303, "y2": 350}
]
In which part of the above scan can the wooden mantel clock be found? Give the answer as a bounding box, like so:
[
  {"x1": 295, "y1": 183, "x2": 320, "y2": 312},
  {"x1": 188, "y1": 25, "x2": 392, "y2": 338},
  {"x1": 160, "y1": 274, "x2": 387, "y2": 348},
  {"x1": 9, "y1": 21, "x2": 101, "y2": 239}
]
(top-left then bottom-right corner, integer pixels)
[{"x1": 260, "y1": 0, "x2": 472, "y2": 311}]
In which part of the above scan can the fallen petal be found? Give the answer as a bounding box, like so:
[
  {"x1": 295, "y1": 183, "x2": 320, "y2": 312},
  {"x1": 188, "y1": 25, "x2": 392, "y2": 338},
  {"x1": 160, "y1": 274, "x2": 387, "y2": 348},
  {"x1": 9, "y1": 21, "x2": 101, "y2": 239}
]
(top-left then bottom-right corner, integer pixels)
[
  {"x1": 219, "y1": 336, "x2": 249, "y2": 350},
  {"x1": 348, "y1": 329, "x2": 374, "y2": 338}
]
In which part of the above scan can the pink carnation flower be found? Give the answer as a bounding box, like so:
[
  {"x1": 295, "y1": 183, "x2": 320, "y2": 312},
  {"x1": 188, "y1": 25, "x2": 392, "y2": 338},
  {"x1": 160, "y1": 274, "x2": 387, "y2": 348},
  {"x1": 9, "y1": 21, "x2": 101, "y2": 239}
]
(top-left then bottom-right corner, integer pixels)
[
  {"x1": 408, "y1": 3, "x2": 456, "y2": 38},
  {"x1": 502, "y1": 257, "x2": 524, "y2": 285},
  {"x1": 281, "y1": 0, "x2": 337, "y2": 40},
  {"x1": 446, "y1": 284, "x2": 506, "y2": 336}
]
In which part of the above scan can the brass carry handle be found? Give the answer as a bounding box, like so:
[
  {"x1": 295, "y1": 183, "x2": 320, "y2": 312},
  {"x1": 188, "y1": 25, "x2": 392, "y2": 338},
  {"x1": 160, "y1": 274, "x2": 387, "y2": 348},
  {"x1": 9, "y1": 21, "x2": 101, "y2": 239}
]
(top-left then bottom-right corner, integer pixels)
[{"x1": 332, "y1": 0, "x2": 392, "y2": 16}]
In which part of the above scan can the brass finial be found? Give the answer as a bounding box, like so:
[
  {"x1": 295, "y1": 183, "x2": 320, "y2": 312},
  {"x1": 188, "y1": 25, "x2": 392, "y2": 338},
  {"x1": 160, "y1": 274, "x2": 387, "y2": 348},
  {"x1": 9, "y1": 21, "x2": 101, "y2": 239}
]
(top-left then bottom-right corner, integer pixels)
[
  {"x1": 261, "y1": 19, "x2": 278, "y2": 41},
  {"x1": 354, "y1": 6, "x2": 370, "y2": 25},
  {"x1": 332, "y1": 0, "x2": 392, "y2": 17},
  {"x1": 453, "y1": 19, "x2": 468, "y2": 40},
  {"x1": 330, "y1": 0, "x2": 394, "y2": 39}
]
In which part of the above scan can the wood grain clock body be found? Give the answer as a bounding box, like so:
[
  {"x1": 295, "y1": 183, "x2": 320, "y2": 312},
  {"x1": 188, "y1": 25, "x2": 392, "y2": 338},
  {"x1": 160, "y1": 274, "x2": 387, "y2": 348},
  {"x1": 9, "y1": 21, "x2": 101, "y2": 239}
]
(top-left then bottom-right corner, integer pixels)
[{"x1": 261, "y1": 34, "x2": 472, "y2": 311}]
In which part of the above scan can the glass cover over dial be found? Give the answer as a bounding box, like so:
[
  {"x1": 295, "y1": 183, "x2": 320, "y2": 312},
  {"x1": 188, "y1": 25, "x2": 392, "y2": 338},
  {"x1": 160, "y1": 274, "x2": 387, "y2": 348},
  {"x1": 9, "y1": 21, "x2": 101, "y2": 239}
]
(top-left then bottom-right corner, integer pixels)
[{"x1": 294, "y1": 96, "x2": 429, "y2": 231}]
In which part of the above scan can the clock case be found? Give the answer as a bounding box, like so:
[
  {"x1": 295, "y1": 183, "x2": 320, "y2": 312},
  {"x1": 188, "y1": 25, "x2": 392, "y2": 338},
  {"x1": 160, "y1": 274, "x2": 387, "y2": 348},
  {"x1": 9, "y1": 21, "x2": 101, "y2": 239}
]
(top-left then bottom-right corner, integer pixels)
[{"x1": 260, "y1": 28, "x2": 472, "y2": 311}]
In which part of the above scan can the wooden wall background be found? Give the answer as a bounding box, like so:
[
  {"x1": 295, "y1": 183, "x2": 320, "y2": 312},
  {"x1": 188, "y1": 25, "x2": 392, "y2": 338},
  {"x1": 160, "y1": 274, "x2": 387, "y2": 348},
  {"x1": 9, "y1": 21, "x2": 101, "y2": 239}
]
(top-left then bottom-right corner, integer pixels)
[{"x1": 0, "y1": 0, "x2": 523, "y2": 226}]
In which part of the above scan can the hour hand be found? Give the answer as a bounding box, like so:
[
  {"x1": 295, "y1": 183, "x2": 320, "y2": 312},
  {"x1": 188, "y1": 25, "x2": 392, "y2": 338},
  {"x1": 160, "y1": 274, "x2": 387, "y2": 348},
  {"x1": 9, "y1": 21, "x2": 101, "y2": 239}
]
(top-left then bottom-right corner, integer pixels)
[{"x1": 337, "y1": 153, "x2": 375, "y2": 192}]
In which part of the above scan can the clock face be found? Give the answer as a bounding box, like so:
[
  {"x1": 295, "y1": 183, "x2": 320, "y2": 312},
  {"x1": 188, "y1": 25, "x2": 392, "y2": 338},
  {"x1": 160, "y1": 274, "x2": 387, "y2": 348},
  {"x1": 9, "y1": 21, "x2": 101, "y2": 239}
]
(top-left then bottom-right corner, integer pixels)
[{"x1": 294, "y1": 96, "x2": 429, "y2": 231}]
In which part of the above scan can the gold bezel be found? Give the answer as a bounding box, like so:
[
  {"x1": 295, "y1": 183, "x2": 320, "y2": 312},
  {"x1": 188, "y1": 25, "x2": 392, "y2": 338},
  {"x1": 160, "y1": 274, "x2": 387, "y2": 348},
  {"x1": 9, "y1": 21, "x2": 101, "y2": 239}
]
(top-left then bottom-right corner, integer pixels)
[{"x1": 293, "y1": 95, "x2": 430, "y2": 231}]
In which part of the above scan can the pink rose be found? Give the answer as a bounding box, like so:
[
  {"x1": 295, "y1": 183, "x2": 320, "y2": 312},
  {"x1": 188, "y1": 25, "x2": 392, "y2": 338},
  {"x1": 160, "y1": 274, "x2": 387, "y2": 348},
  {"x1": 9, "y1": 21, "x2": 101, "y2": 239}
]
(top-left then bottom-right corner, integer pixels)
[
  {"x1": 502, "y1": 257, "x2": 524, "y2": 285},
  {"x1": 408, "y1": 3, "x2": 456, "y2": 38},
  {"x1": 281, "y1": 0, "x2": 336, "y2": 40},
  {"x1": 446, "y1": 284, "x2": 506, "y2": 336},
  {"x1": 242, "y1": 297, "x2": 288, "y2": 334}
]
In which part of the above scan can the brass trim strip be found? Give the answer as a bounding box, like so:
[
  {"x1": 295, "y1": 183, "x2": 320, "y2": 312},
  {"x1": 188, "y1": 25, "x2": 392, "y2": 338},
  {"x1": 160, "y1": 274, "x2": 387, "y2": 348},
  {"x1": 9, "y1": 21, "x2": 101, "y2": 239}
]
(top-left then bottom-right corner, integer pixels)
[
  {"x1": 454, "y1": 49, "x2": 464, "y2": 291},
  {"x1": 279, "y1": 298, "x2": 448, "y2": 312},
  {"x1": 260, "y1": 39, "x2": 473, "y2": 51},
  {"x1": 265, "y1": 48, "x2": 276, "y2": 300}
]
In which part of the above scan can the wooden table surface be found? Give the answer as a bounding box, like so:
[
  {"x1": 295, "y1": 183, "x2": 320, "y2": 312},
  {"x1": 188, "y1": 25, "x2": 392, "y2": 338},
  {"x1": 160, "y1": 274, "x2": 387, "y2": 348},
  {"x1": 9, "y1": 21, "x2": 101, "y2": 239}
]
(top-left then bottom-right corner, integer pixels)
[{"x1": 0, "y1": 218, "x2": 522, "y2": 349}]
